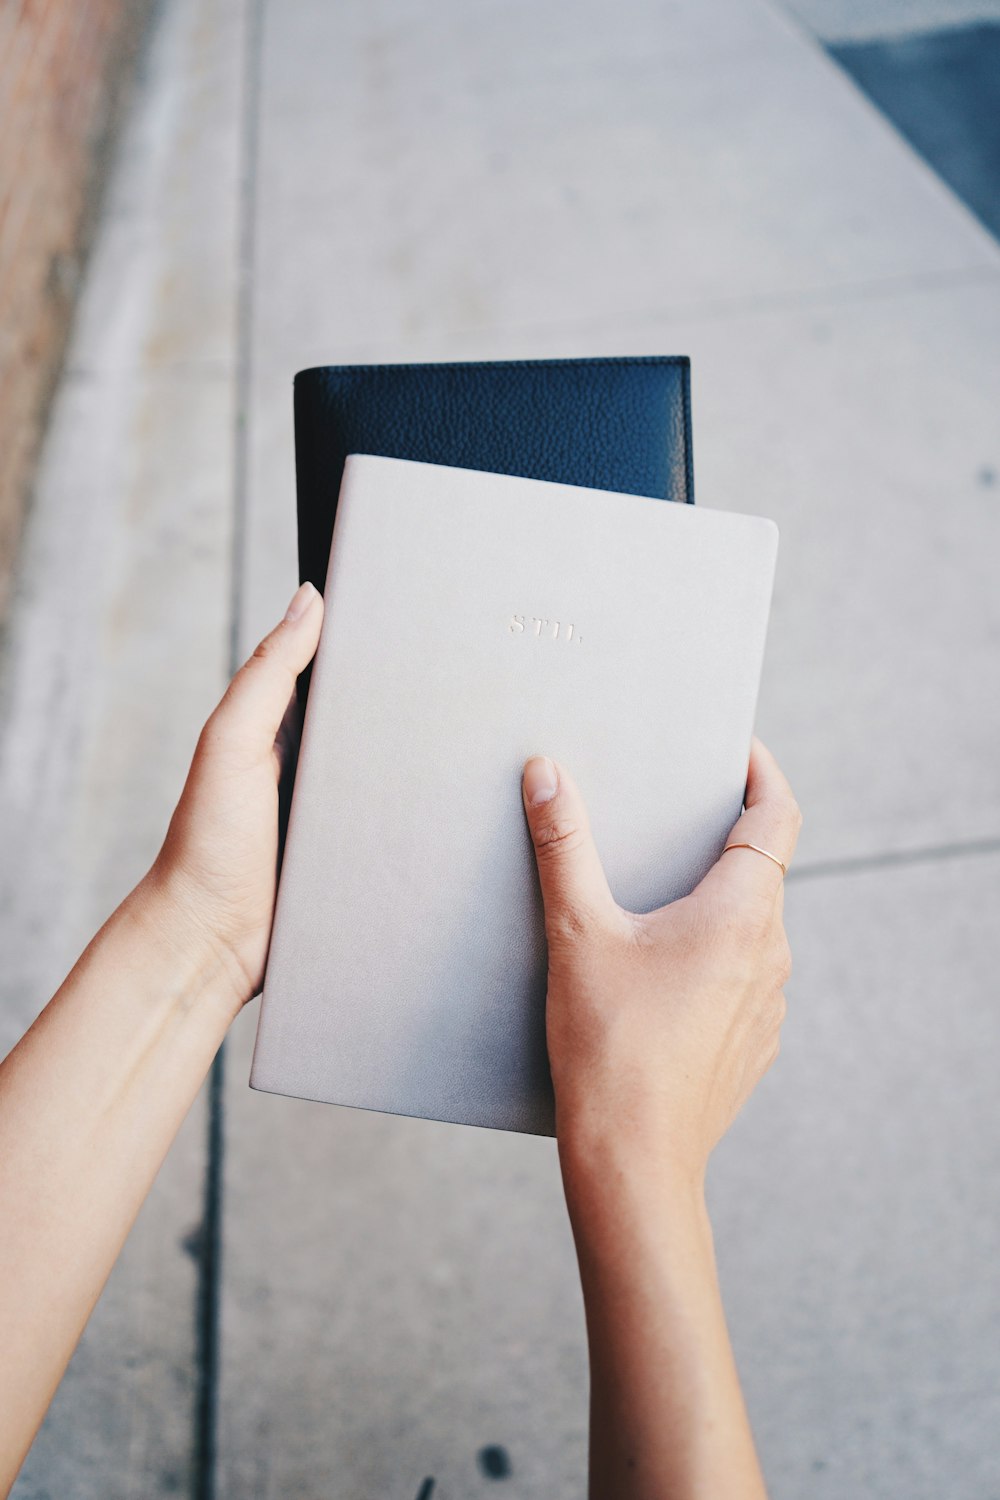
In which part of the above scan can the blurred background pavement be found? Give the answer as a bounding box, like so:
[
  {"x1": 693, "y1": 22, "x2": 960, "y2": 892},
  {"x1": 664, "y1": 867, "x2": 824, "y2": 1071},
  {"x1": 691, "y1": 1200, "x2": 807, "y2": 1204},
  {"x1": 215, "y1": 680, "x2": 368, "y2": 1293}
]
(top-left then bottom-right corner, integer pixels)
[{"x1": 1, "y1": 1, "x2": 999, "y2": 1496}]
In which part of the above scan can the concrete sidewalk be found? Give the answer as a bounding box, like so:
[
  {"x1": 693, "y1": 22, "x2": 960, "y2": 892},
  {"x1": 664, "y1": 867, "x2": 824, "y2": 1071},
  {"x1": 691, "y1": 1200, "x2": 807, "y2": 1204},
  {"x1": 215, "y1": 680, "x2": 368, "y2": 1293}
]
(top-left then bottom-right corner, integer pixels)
[{"x1": 3, "y1": 0, "x2": 999, "y2": 1496}]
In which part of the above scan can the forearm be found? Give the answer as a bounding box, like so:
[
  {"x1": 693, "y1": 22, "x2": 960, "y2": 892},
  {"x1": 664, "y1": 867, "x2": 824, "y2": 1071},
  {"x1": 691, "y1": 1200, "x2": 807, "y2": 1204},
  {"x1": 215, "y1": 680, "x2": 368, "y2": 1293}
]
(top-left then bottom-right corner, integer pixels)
[
  {"x1": 0, "y1": 874, "x2": 237, "y2": 1495},
  {"x1": 560, "y1": 1129, "x2": 767, "y2": 1500}
]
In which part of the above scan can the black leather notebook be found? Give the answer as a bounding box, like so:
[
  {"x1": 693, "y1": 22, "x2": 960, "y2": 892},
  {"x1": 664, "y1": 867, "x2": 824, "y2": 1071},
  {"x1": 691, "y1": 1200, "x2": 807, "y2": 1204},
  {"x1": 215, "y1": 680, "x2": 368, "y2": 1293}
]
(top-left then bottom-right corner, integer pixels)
[{"x1": 293, "y1": 356, "x2": 694, "y2": 594}]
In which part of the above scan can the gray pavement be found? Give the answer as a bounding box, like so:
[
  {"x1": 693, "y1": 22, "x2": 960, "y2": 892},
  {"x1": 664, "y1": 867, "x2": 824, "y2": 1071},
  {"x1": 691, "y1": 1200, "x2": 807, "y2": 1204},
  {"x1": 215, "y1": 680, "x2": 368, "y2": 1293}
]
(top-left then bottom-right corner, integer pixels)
[
  {"x1": 782, "y1": 0, "x2": 1000, "y2": 40},
  {"x1": 3, "y1": 0, "x2": 999, "y2": 1496},
  {"x1": 1, "y1": 0, "x2": 243, "y2": 1493}
]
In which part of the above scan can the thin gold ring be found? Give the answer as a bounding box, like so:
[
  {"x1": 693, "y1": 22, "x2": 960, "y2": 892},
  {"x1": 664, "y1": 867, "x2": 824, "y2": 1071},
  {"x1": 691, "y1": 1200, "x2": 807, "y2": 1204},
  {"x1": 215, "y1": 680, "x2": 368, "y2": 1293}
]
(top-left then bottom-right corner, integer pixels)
[{"x1": 722, "y1": 842, "x2": 787, "y2": 877}]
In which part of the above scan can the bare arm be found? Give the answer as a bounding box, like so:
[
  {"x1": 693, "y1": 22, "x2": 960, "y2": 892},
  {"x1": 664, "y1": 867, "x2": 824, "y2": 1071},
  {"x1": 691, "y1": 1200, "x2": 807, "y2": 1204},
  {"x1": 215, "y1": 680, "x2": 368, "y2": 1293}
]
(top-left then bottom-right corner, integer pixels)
[
  {"x1": 520, "y1": 740, "x2": 801, "y2": 1500},
  {"x1": 0, "y1": 583, "x2": 323, "y2": 1496}
]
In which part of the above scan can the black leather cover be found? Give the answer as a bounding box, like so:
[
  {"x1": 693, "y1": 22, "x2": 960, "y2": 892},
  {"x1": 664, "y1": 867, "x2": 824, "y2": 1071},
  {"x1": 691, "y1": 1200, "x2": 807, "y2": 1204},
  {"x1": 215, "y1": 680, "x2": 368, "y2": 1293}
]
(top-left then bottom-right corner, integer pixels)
[{"x1": 294, "y1": 356, "x2": 694, "y2": 592}]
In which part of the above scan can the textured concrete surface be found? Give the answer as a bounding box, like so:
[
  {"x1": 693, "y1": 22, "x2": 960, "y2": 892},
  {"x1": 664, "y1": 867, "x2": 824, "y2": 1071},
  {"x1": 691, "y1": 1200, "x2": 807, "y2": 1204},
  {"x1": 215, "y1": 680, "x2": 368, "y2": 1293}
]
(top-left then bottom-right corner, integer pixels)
[
  {"x1": 218, "y1": 842, "x2": 1000, "y2": 1500},
  {"x1": 2, "y1": 0, "x2": 999, "y2": 1495},
  {"x1": 713, "y1": 851, "x2": 1000, "y2": 1499}
]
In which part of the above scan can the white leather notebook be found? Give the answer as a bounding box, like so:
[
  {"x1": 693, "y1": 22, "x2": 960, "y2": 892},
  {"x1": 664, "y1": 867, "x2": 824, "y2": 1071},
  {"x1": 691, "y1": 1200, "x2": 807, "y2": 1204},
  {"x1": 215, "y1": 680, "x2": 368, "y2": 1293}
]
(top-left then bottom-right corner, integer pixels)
[{"x1": 251, "y1": 455, "x2": 778, "y2": 1136}]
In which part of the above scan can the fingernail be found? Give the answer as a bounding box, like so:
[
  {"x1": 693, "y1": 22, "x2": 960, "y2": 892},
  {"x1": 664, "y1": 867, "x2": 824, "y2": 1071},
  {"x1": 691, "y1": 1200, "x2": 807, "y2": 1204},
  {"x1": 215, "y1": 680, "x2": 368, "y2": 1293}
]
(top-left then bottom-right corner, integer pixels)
[
  {"x1": 284, "y1": 582, "x2": 317, "y2": 621},
  {"x1": 523, "y1": 755, "x2": 558, "y2": 806}
]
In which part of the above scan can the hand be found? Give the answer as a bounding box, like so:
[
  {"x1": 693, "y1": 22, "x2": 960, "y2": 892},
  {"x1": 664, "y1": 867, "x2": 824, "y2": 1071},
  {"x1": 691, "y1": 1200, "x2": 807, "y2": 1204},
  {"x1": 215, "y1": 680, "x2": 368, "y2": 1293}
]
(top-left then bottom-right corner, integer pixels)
[
  {"x1": 520, "y1": 737, "x2": 801, "y2": 1186},
  {"x1": 138, "y1": 581, "x2": 324, "y2": 1019},
  {"x1": 521, "y1": 739, "x2": 798, "y2": 1500}
]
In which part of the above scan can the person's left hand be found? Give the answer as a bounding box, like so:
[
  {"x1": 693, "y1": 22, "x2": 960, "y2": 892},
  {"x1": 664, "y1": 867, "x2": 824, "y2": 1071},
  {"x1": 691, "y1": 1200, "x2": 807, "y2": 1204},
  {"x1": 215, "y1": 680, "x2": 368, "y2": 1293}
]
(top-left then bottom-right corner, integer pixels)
[{"x1": 137, "y1": 581, "x2": 324, "y2": 1018}]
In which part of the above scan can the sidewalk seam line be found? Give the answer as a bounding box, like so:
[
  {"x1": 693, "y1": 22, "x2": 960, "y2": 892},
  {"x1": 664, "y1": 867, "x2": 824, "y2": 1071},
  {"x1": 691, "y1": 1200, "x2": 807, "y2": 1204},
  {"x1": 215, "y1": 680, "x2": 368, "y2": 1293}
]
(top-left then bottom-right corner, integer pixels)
[
  {"x1": 194, "y1": 1, "x2": 266, "y2": 1497},
  {"x1": 788, "y1": 836, "x2": 1000, "y2": 883},
  {"x1": 266, "y1": 265, "x2": 1000, "y2": 359}
]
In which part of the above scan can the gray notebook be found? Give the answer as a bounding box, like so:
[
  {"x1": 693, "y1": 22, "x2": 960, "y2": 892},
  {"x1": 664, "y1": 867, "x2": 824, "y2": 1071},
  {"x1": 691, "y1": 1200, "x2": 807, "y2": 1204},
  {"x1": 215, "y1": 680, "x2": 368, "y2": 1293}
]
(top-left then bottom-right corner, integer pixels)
[{"x1": 251, "y1": 455, "x2": 778, "y2": 1136}]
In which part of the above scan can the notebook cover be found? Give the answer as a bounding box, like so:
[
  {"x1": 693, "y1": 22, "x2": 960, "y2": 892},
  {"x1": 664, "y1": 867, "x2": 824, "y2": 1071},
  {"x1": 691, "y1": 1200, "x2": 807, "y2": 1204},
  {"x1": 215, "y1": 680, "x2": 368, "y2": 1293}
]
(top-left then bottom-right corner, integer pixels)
[
  {"x1": 252, "y1": 456, "x2": 778, "y2": 1137},
  {"x1": 293, "y1": 356, "x2": 694, "y2": 595}
]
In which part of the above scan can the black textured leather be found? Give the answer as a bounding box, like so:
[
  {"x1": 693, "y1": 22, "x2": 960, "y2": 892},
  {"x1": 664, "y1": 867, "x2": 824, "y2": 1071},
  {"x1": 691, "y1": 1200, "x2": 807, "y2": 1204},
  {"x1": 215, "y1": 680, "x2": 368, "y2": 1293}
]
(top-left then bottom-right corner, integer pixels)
[{"x1": 294, "y1": 356, "x2": 694, "y2": 593}]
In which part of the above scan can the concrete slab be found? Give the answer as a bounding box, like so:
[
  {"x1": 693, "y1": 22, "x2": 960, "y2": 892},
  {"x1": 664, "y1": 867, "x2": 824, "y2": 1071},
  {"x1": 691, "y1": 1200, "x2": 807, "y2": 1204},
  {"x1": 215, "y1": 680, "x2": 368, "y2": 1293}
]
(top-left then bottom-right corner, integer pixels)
[
  {"x1": 245, "y1": 0, "x2": 996, "y2": 382},
  {"x1": 218, "y1": 0, "x2": 1000, "y2": 1495},
  {"x1": 64, "y1": 0, "x2": 245, "y2": 381},
  {"x1": 712, "y1": 850, "x2": 1000, "y2": 1499},
  {"x1": 682, "y1": 280, "x2": 1000, "y2": 869},
  {"x1": 0, "y1": 0, "x2": 244, "y2": 1493},
  {"x1": 219, "y1": 1007, "x2": 587, "y2": 1500},
  {"x1": 216, "y1": 846, "x2": 1000, "y2": 1497}
]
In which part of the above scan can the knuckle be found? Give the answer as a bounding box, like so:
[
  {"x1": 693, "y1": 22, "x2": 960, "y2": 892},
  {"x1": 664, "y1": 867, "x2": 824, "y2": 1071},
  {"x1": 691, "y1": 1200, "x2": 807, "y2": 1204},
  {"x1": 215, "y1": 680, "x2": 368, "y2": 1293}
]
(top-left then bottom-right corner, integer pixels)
[
  {"x1": 781, "y1": 803, "x2": 802, "y2": 852},
  {"x1": 196, "y1": 712, "x2": 229, "y2": 760},
  {"x1": 546, "y1": 895, "x2": 622, "y2": 951},
  {"x1": 545, "y1": 902, "x2": 593, "y2": 946},
  {"x1": 715, "y1": 898, "x2": 784, "y2": 989},
  {"x1": 251, "y1": 634, "x2": 278, "y2": 665},
  {"x1": 246, "y1": 632, "x2": 295, "y2": 691},
  {"x1": 732, "y1": 893, "x2": 774, "y2": 945},
  {"x1": 759, "y1": 789, "x2": 801, "y2": 848},
  {"x1": 533, "y1": 815, "x2": 586, "y2": 861}
]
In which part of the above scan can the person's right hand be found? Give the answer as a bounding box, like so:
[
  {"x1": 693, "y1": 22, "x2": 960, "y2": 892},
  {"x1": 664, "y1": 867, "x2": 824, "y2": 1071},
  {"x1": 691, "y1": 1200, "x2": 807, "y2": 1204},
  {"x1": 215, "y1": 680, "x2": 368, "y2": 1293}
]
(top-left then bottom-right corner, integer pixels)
[{"x1": 520, "y1": 737, "x2": 801, "y2": 1186}]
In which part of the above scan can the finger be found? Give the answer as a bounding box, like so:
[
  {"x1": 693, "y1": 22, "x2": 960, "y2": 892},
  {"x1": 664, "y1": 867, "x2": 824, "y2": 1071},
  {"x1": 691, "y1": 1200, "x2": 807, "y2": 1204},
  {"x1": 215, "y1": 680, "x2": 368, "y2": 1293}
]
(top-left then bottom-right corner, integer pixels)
[
  {"x1": 738, "y1": 735, "x2": 802, "y2": 866},
  {"x1": 208, "y1": 582, "x2": 323, "y2": 760},
  {"x1": 702, "y1": 737, "x2": 802, "y2": 899},
  {"x1": 521, "y1": 756, "x2": 619, "y2": 937}
]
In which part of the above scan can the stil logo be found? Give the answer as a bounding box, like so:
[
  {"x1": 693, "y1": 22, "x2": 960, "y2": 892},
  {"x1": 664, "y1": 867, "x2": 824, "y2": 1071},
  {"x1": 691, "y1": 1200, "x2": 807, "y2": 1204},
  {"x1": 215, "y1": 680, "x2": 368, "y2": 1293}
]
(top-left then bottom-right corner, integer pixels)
[{"x1": 507, "y1": 615, "x2": 582, "y2": 644}]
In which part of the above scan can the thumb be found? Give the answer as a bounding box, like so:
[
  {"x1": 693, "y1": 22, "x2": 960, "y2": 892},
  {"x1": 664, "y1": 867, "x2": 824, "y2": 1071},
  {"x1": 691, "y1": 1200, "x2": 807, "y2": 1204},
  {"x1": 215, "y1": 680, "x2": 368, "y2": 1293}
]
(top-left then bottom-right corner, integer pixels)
[
  {"x1": 208, "y1": 581, "x2": 324, "y2": 760},
  {"x1": 521, "y1": 756, "x2": 619, "y2": 938}
]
